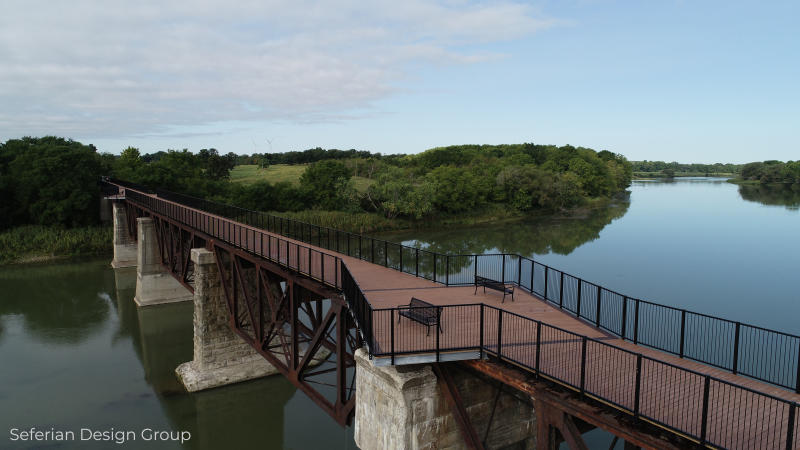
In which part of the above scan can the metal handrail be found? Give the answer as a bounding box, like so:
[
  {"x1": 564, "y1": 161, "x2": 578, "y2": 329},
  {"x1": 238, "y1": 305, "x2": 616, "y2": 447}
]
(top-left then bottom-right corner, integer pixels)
[
  {"x1": 103, "y1": 178, "x2": 800, "y2": 392},
  {"x1": 107, "y1": 178, "x2": 799, "y2": 449}
]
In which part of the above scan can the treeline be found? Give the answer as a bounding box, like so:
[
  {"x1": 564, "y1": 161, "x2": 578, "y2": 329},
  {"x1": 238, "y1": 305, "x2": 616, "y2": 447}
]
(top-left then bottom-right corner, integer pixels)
[
  {"x1": 237, "y1": 147, "x2": 387, "y2": 166},
  {"x1": 738, "y1": 160, "x2": 800, "y2": 184},
  {"x1": 631, "y1": 160, "x2": 741, "y2": 175},
  {"x1": 228, "y1": 144, "x2": 632, "y2": 219},
  {"x1": 1, "y1": 137, "x2": 632, "y2": 232}
]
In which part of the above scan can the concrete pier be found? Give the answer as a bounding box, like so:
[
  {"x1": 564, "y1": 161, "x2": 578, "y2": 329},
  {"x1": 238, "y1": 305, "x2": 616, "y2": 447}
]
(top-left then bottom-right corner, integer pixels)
[
  {"x1": 134, "y1": 217, "x2": 193, "y2": 306},
  {"x1": 176, "y1": 248, "x2": 278, "y2": 392},
  {"x1": 110, "y1": 201, "x2": 137, "y2": 268},
  {"x1": 354, "y1": 349, "x2": 536, "y2": 450}
]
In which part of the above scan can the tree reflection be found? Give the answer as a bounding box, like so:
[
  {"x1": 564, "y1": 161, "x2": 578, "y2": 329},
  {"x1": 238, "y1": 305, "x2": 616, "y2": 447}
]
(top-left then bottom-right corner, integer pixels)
[
  {"x1": 376, "y1": 196, "x2": 631, "y2": 259},
  {"x1": 0, "y1": 259, "x2": 112, "y2": 344},
  {"x1": 738, "y1": 184, "x2": 800, "y2": 210}
]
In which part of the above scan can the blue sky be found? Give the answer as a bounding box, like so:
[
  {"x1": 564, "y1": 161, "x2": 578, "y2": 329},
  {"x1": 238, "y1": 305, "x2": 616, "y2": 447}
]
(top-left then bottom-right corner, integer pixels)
[{"x1": 1, "y1": 1, "x2": 797, "y2": 163}]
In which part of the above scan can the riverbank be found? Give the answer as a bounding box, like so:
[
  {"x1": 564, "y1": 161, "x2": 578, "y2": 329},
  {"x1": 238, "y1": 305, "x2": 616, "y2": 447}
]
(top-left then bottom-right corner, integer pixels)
[
  {"x1": 0, "y1": 225, "x2": 112, "y2": 265},
  {"x1": 273, "y1": 196, "x2": 625, "y2": 235},
  {"x1": 634, "y1": 172, "x2": 735, "y2": 179}
]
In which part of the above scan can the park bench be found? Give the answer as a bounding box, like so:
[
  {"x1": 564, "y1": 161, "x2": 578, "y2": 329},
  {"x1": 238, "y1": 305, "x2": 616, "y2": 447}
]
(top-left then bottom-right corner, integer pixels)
[
  {"x1": 398, "y1": 297, "x2": 442, "y2": 336},
  {"x1": 474, "y1": 275, "x2": 515, "y2": 303}
]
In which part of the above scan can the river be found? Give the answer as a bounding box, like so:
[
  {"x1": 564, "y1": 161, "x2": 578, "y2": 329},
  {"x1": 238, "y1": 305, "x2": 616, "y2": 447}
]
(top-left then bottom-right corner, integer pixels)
[{"x1": 0, "y1": 178, "x2": 797, "y2": 449}]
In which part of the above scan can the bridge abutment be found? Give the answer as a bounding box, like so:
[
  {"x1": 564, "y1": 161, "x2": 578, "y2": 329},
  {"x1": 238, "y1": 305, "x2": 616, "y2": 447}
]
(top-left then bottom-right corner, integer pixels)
[
  {"x1": 176, "y1": 248, "x2": 278, "y2": 392},
  {"x1": 354, "y1": 349, "x2": 537, "y2": 450},
  {"x1": 134, "y1": 217, "x2": 193, "y2": 306},
  {"x1": 110, "y1": 201, "x2": 137, "y2": 268}
]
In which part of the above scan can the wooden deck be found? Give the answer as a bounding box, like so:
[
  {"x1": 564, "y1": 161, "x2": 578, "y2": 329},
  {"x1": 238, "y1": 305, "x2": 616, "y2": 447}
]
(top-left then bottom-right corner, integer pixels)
[
  {"x1": 132, "y1": 188, "x2": 800, "y2": 449},
  {"x1": 341, "y1": 255, "x2": 800, "y2": 449}
]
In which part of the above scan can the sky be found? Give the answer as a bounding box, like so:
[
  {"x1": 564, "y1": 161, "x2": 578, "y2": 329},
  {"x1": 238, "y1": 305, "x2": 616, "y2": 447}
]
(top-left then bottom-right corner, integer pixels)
[{"x1": 1, "y1": 0, "x2": 797, "y2": 163}]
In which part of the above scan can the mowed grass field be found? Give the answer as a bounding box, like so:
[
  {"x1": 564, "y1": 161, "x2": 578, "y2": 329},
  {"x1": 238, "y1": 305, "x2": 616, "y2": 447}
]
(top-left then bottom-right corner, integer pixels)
[{"x1": 230, "y1": 164, "x2": 375, "y2": 192}]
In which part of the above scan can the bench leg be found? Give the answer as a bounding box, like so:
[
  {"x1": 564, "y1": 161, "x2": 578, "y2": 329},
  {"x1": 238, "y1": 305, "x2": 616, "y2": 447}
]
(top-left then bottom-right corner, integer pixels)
[
  {"x1": 426, "y1": 324, "x2": 431, "y2": 336},
  {"x1": 474, "y1": 284, "x2": 478, "y2": 295}
]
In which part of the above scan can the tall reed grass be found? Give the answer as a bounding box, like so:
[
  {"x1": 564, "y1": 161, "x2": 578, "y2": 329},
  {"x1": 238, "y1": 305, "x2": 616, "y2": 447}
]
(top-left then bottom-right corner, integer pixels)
[{"x1": 0, "y1": 225, "x2": 112, "y2": 264}]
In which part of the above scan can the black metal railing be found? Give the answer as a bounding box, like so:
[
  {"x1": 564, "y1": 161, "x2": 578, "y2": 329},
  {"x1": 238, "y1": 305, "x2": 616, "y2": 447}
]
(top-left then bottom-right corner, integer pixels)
[
  {"x1": 105, "y1": 178, "x2": 800, "y2": 393},
  {"x1": 123, "y1": 181, "x2": 800, "y2": 393},
  {"x1": 108, "y1": 179, "x2": 799, "y2": 449},
  {"x1": 363, "y1": 302, "x2": 799, "y2": 449},
  {"x1": 124, "y1": 189, "x2": 341, "y2": 289}
]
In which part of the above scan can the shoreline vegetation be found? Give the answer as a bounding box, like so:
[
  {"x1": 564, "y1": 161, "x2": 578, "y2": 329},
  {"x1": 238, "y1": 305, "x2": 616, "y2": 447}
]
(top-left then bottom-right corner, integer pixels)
[
  {"x1": 1, "y1": 138, "x2": 637, "y2": 265},
  {"x1": 0, "y1": 226, "x2": 112, "y2": 265}
]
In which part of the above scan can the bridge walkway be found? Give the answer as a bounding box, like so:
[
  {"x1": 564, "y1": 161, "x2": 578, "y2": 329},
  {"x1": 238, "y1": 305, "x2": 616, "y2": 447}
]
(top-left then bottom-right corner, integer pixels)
[{"x1": 126, "y1": 187, "x2": 800, "y2": 449}]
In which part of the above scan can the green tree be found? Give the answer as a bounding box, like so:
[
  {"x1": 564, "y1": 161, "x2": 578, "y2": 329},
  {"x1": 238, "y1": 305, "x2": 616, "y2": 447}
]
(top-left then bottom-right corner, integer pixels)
[
  {"x1": 0, "y1": 136, "x2": 104, "y2": 228},
  {"x1": 299, "y1": 160, "x2": 354, "y2": 210}
]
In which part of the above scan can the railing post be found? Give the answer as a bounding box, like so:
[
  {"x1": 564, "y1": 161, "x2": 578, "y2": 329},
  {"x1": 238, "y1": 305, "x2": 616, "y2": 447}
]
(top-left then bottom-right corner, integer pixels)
[
  {"x1": 390, "y1": 309, "x2": 395, "y2": 365},
  {"x1": 517, "y1": 257, "x2": 522, "y2": 286},
  {"x1": 700, "y1": 376, "x2": 710, "y2": 444},
  {"x1": 433, "y1": 253, "x2": 437, "y2": 283},
  {"x1": 634, "y1": 299, "x2": 640, "y2": 345},
  {"x1": 399, "y1": 246, "x2": 403, "y2": 272},
  {"x1": 580, "y1": 336, "x2": 587, "y2": 394},
  {"x1": 576, "y1": 280, "x2": 582, "y2": 317},
  {"x1": 796, "y1": 339, "x2": 800, "y2": 394},
  {"x1": 436, "y1": 313, "x2": 441, "y2": 362},
  {"x1": 445, "y1": 255, "x2": 450, "y2": 286},
  {"x1": 787, "y1": 403, "x2": 796, "y2": 450},
  {"x1": 497, "y1": 310, "x2": 503, "y2": 358},
  {"x1": 501, "y1": 255, "x2": 506, "y2": 283},
  {"x1": 529, "y1": 261, "x2": 534, "y2": 293},
  {"x1": 544, "y1": 266, "x2": 549, "y2": 300},
  {"x1": 634, "y1": 354, "x2": 642, "y2": 417},
  {"x1": 621, "y1": 296, "x2": 628, "y2": 339},
  {"x1": 559, "y1": 271, "x2": 564, "y2": 309},
  {"x1": 416, "y1": 248, "x2": 420, "y2": 278},
  {"x1": 535, "y1": 321, "x2": 542, "y2": 376},
  {"x1": 479, "y1": 304, "x2": 484, "y2": 359},
  {"x1": 679, "y1": 310, "x2": 687, "y2": 358},
  {"x1": 595, "y1": 287, "x2": 601, "y2": 328},
  {"x1": 732, "y1": 322, "x2": 741, "y2": 374},
  {"x1": 474, "y1": 255, "x2": 478, "y2": 283}
]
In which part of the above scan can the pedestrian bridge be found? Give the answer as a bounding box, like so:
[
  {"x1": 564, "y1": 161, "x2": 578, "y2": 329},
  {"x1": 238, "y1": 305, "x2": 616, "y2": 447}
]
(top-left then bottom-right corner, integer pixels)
[{"x1": 101, "y1": 178, "x2": 799, "y2": 450}]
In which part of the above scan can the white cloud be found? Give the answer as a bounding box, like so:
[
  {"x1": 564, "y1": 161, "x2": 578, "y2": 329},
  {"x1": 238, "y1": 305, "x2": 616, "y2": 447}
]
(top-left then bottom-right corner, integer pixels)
[{"x1": 0, "y1": 0, "x2": 555, "y2": 139}]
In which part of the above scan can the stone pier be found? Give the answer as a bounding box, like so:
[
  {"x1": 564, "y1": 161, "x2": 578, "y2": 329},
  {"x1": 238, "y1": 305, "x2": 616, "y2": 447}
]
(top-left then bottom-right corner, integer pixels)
[
  {"x1": 354, "y1": 349, "x2": 536, "y2": 450},
  {"x1": 134, "y1": 217, "x2": 193, "y2": 306},
  {"x1": 110, "y1": 201, "x2": 137, "y2": 268},
  {"x1": 176, "y1": 248, "x2": 278, "y2": 392}
]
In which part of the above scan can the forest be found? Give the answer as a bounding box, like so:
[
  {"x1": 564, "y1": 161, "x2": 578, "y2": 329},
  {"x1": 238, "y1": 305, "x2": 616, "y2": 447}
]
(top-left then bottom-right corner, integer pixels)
[
  {"x1": 0, "y1": 137, "x2": 633, "y2": 261},
  {"x1": 736, "y1": 160, "x2": 800, "y2": 184},
  {"x1": 630, "y1": 160, "x2": 741, "y2": 177}
]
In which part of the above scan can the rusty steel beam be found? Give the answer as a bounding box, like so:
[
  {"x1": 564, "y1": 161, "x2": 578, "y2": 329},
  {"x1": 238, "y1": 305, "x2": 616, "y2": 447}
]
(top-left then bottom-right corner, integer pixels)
[
  {"x1": 432, "y1": 364, "x2": 484, "y2": 450},
  {"x1": 121, "y1": 197, "x2": 358, "y2": 427},
  {"x1": 463, "y1": 360, "x2": 696, "y2": 450}
]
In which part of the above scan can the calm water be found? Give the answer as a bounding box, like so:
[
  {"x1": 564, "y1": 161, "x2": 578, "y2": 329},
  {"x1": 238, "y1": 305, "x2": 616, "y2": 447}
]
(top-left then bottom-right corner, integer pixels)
[
  {"x1": 1, "y1": 178, "x2": 797, "y2": 449},
  {"x1": 376, "y1": 178, "x2": 800, "y2": 335},
  {"x1": 0, "y1": 260, "x2": 355, "y2": 449}
]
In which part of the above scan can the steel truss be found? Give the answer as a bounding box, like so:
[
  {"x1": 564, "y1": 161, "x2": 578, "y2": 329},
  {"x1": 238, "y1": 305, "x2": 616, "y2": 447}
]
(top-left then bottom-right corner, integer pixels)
[{"x1": 121, "y1": 200, "x2": 359, "y2": 425}]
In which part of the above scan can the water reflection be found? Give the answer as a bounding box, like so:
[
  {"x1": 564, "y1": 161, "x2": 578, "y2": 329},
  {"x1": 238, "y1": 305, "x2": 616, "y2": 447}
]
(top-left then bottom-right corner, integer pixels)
[
  {"x1": 738, "y1": 183, "x2": 800, "y2": 210},
  {"x1": 0, "y1": 259, "x2": 353, "y2": 449},
  {"x1": 375, "y1": 194, "x2": 630, "y2": 257},
  {"x1": 0, "y1": 259, "x2": 113, "y2": 344}
]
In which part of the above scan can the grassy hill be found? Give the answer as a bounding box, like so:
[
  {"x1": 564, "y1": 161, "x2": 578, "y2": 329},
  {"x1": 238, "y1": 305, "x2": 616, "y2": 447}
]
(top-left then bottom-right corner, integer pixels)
[{"x1": 230, "y1": 164, "x2": 374, "y2": 192}]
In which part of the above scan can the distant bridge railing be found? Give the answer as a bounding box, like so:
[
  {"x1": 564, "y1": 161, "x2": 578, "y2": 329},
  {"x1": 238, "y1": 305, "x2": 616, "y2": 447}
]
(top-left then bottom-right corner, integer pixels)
[
  {"x1": 122, "y1": 188, "x2": 341, "y2": 290},
  {"x1": 104, "y1": 178, "x2": 800, "y2": 393}
]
